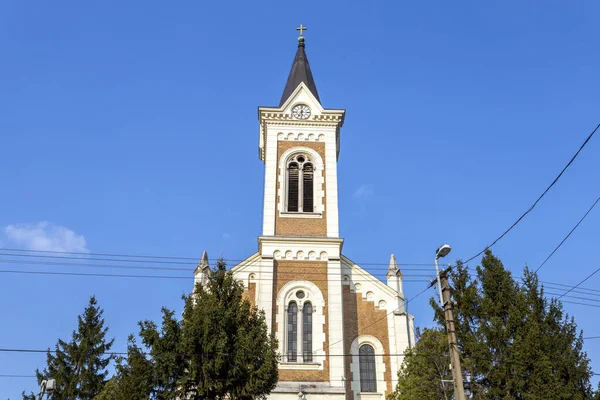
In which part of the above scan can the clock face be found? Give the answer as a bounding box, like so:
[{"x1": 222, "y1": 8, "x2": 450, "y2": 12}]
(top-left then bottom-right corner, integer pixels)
[{"x1": 292, "y1": 104, "x2": 311, "y2": 119}]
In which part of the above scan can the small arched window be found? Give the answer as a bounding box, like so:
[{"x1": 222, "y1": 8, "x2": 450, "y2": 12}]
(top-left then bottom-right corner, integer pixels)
[
  {"x1": 287, "y1": 302, "x2": 298, "y2": 362},
  {"x1": 303, "y1": 302, "x2": 313, "y2": 362},
  {"x1": 286, "y1": 154, "x2": 314, "y2": 213},
  {"x1": 359, "y1": 344, "x2": 377, "y2": 393}
]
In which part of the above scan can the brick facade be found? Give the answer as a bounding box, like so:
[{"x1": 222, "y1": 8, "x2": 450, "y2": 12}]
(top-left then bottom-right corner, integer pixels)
[
  {"x1": 243, "y1": 282, "x2": 256, "y2": 307},
  {"x1": 274, "y1": 260, "x2": 329, "y2": 382},
  {"x1": 342, "y1": 285, "x2": 393, "y2": 400},
  {"x1": 275, "y1": 141, "x2": 327, "y2": 236}
]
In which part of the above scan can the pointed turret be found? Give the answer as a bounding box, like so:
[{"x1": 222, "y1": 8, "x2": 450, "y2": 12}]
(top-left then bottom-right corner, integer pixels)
[
  {"x1": 194, "y1": 250, "x2": 211, "y2": 286},
  {"x1": 386, "y1": 254, "x2": 404, "y2": 307},
  {"x1": 280, "y1": 35, "x2": 321, "y2": 106},
  {"x1": 386, "y1": 254, "x2": 401, "y2": 278}
]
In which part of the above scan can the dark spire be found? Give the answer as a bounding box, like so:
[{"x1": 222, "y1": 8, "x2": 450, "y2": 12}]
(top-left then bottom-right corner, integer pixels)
[{"x1": 280, "y1": 35, "x2": 321, "y2": 106}]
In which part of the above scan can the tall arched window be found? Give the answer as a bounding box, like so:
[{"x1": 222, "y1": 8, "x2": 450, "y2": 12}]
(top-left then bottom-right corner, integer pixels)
[
  {"x1": 302, "y1": 302, "x2": 313, "y2": 362},
  {"x1": 302, "y1": 164, "x2": 313, "y2": 212},
  {"x1": 359, "y1": 344, "x2": 377, "y2": 393},
  {"x1": 287, "y1": 302, "x2": 298, "y2": 362},
  {"x1": 286, "y1": 154, "x2": 314, "y2": 213}
]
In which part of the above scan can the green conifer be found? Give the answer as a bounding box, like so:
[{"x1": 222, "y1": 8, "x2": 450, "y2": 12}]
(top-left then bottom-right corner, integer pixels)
[{"x1": 23, "y1": 296, "x2": 113, "y2": 400}]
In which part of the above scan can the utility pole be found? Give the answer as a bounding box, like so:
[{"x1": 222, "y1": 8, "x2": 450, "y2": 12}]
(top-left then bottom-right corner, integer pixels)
[{"x1": 439, "y1": 267, "x2": 466, "y2": 400}]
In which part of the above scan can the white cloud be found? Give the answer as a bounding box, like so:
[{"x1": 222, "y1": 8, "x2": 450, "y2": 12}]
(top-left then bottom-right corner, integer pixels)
[
  {"x1": 353, "y1": 184, "x2": 374, "y2": 199},
  {"x1": 4, "y1": 222, "x2": 89, "y2": 253}
]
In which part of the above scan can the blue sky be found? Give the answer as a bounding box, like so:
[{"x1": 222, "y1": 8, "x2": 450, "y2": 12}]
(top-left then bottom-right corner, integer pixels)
[{"x1": 1, "y1": 0, "x2": 599, "y2": 397}]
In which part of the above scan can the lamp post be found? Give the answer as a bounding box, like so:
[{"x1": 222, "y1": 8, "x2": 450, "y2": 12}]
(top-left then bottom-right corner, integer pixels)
[
  {"x1": 435, "y1": 244, "x2": 451, "y2": 306},
  {"x1": 38, "y1": 379, "x2": 55, "y2": 400},
  {"x1": 433, "y1": 244, "x2": 466, "y2": 400}
]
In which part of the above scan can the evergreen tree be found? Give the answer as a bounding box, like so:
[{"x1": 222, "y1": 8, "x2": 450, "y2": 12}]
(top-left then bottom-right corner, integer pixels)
[
  {"x1": 180, "y1": 259, "x2": 278, "y2": 400},
  {"x1": 138, "y1": 308, "x2": 187, "y2": 399},
  {"x1": 392, "y1": 250, "x2": 594, "y2": 399},
  {"x1": 105, "y1": 259, "x2": 278, "y2": 400},
  {"x1": 23, "y1": 296, "x2": 114, "y2": 400},
  {"x1": 390, "y1": 329, "x2": 452, "y2": 400},
  {"x1": 94, "y1": 336, "x2": 153, "y2": 400}
]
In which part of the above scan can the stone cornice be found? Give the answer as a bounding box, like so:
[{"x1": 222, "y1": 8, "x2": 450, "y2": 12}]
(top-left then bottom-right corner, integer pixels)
[
  {"x1": 258, "y1": 235, "x2": 344, "y2": 246},
  {"x1": 259, "y1": 112, "x2": 344, "y2": 127}
]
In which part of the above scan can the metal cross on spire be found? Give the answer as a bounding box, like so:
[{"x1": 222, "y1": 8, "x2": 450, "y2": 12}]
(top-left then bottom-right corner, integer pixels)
[{"x1": 296, "y1": 24, "x2": 307, "y2": 36}]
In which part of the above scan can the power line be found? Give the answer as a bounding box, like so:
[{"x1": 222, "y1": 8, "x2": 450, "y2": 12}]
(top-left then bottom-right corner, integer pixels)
[
  {"x1": 0, "y1": 269, "x2": 194, "y2": 280},
  {"x1": 545, "y1": 292, "x2": 600, "y2": 304},
  {"x1": 0, "y1": 247, "x2": 199, "y2": 261},
  {"x1": 0, "y1": 257, "x2": 436, "y2": 273},
  {"x1": 4, "y1": 260, "x2": 599, "y2": 302},
  {"x1": 465, "y1": 265, "x2": 600, "y2": 296},
  {"x1": 534, "y1": 195, "x2": 600, "y2": 273},
  {"x1": 0, "y1": 248, "x2": 436, "y2": 267},
  {"x1": 557, "y1": 267, "x2": 600, "y2": 301},
  {"x1": 0, "y1": 348, "x2": 412, "y2": 357},
  {"x1": 560, "y1": 300, "x2": 600, "y2": 308},
  {"x1": 0, "y1": 269, "x2": 431, "y2": 283},
  {"x1": 315, "y1": 281, "x2": 436, "y2": 354},
  {"x1": 536, "y1": 281, "x2": 600, "y2": 296},
  {"x1": 464, "y1": 121, "x2": 600, "y2": 265}
]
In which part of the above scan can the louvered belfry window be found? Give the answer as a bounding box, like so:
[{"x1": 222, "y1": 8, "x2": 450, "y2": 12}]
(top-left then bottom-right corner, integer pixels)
[
  {"x1": 286, "y1": 154, "x2": 315, "y2": 213},
  {"x1": 359, "y1": 344, "x2": 377, "y2": 393},
  {"x1": 287, "y1": 163, "x2": 299, "y2": 212},
  {"x1": 302, "y1": 164, "x2": 314, "y2": 212},
  {"x1": 287, "y1": 302, "x2": 298, "y2": 362}
]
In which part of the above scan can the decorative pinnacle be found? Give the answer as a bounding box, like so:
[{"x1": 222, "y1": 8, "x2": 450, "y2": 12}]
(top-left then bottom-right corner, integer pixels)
[
  {"x1": 387, "y1": 254, "x2": 402, "y2": 278},
  {"x1": 194, "y1": 250, "x2": 210, "y2": 275},
  {"x1": 200, "y1": 250, "x2": 209, "y2": 268}
]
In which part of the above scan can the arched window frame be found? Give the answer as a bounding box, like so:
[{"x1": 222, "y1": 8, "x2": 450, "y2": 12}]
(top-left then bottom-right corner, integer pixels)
[
  {"x1": 349, "y1": 335, "x2": 387, "y2": 398},
  {"x1": 285, "y1": 154, "x2": 314, "y2": 213},
  {"x1": 278, "y1": 147, "x2": 324, "y2": 217},
  {"x1": 302, "y1": 302, "x2": 313, "y2": 362},
  {"x1": 287, "y1": 301, "x2": 298, "y2": 362},
  {"x1": 359, "y1": 344, "x2": 377, "y2": 393},
  {"x1": 276, "y1": 281, "x2": 326, "y2": 369}
]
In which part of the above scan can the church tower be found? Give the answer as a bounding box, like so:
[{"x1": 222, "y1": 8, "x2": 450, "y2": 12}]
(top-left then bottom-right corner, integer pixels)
[
  {"x1": 259, "y1": 31, "x2": 345, "y2": 239},
  {"x1": 200, "y1": 27, "x2": 414, "y2": 400}
]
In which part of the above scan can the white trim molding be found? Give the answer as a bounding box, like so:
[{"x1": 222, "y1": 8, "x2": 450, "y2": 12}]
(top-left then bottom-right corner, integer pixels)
[{"x1": 276, "y1": 280, "x2": 326, "y2": 369}]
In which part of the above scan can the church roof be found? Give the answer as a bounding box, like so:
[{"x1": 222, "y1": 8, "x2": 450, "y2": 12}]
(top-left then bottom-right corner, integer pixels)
[{"x1": 280, "y1": 36, "x2": 321, "y2": 106}]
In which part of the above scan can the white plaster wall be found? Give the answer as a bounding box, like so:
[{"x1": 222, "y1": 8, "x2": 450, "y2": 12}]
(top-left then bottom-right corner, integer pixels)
[
  {"x1": 263, "y1": 126, "x2": 279, "y2": 236},
  {"x1": 260, "y1": 237, "x2": 343, "y2": 261},
  {"x1": 340, "y1": 259, "x2": 399, "y2": 313},
  {"x1": 322, "y1": 125, "x2": 339, "y2": 238},
  {"x1": 326, "y1": 259, "x2": 345, "y2": 388},
  {"x1": 257, "y1": 257, "x2": 275, "y2": 333}
]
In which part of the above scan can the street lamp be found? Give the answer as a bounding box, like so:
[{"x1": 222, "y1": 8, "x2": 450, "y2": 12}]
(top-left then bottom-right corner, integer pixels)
[
  {"x1": 38, "y1": 379, "x2": 55, "y2": 399},
  {"x1": 435, "y1": 244, "x2": 451, "y2": 306}
]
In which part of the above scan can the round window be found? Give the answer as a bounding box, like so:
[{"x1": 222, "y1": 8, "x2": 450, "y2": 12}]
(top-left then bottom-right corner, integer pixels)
[
  {"x1": 296, "y1": 290, "x2": 305, "y2": 299},
  {"x1": 297, "y1": 156, "x2": 305, "y2": 163}
]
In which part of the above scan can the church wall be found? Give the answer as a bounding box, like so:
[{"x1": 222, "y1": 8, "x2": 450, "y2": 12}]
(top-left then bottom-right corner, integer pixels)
[
  {"x1": 275, "y1": 141, "x2": 327, "y2": 236},
  {"x1": 242, "y1": 282, "x2": 257, "y2": 307},
  {"x1": 342, "y1": 285, "x2": 393, "y2": 400},
  {"x1": 274, "y1": 259, "x2": 330, "y2": 382}
]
